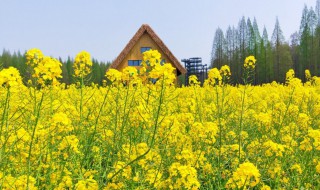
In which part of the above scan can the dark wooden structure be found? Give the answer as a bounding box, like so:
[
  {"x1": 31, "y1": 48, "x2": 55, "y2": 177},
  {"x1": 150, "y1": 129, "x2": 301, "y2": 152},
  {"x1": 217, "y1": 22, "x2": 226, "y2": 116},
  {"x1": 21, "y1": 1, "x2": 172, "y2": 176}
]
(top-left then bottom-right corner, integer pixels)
[{"x1": 182, "y1": 57, "x2": 208, "y2": 85}]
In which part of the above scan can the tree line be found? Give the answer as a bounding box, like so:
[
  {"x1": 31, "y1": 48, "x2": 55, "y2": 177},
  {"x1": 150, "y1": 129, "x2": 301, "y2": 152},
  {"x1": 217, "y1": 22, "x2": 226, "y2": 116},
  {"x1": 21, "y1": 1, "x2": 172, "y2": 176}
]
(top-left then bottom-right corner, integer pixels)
[
  {"x1": 0, "y1": 49, "x2": 111, "y2": 85},
  {"x1": 211, "y1": 0, "x2": 320, "y2": 84}
]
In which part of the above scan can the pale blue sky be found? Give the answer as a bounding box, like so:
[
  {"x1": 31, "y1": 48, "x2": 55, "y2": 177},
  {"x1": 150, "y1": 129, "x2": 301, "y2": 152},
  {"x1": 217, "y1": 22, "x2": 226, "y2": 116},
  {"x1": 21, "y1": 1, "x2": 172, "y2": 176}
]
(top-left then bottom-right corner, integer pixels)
[{"x1": 0, "y1": 0, "x2": 316, "y2": 64}]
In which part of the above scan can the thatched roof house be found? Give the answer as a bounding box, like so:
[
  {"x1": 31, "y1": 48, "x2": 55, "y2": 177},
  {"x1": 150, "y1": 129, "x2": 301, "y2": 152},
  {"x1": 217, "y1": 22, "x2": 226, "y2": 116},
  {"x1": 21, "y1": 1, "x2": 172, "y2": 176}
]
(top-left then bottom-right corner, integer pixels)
[{"x1": 110, "y1": 24, "x2": 186, "y2": 76}]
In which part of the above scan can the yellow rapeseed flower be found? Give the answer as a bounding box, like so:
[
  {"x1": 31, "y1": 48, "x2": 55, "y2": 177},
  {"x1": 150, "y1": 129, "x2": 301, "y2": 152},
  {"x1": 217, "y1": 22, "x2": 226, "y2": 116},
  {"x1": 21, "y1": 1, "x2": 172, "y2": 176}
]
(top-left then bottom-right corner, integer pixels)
[
  {"x1": 286, "y1": 69, "x2": 295, "y2": 83},
  {"x1": 205, "y1": 68, "x2": 222, "y2": 86},
  {"x1": 305, "y1": 69, "x2": 311, "y2": 81},
  {"x1": 122, "y1": 66, "x2": 138, "y2": 82},
  {"x1": 188, "y1": 75, "x2": 200, "y2": 85},
  {"x1": 220, "y1": 65, "x2": 231, "y2": 78},
  {"x1": 105, "y1": 69, "x2": 122, "y2": 83},
  {"x1": 0, "y1": 67, "x2": 23, "y2": 88},
  {"x1": 261, "y1": 184, "x2": 271, "y2": 190},
  {"x1": 226, "y1": 162, "x2": 261, "y2": 189},
  {"x1": 142, "y1": 49, "x2": 161, "y2": 67},
  {"x1": 73, "y1": 51, "x2": 92, "y2": 78},
  {"x1": 33, "y1": 56, "x2": 62, "y2": 86},
  {"x1": 290, "y1": 163, "x2": 302, "y2": 174},
  {"x1": 244, "y1": 55, "x2": 256, "y2": 69},
  {"x1": 25, "y1": 48, "x2": 44, "y2": 67},
  {"x1": 167, "y1": 162, "x2": 200, "y2": 189},
  {"x1": 75, "y1": 179, "x2": 99, "y2": 190}
]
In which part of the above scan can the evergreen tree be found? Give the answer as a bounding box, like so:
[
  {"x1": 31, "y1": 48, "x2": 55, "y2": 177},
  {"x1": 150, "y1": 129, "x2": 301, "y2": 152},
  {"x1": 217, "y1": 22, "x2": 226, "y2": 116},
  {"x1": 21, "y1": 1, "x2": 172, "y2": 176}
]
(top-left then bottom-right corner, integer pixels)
[
  {"x1": 1, "y1": 49, "x2": 11, "y2": 68},
  {"x1": 91, "y1": 59, "x2": 102, "y2": 85},
  {"x1": 252, "y1": 18, "x2": 261, "y2": 84},
  {"x1": 253, "y1": 18, "x2": 261, "y2": 44},
  {"x1": 211, "y1": 27, "x2": 226, "y2": 69},
  {"x1": 299, "y1": 5, "x2": 313, "y2": 79},
  {"x1": 226, "y1": 26, "x2": 234, "y2": 64},
  {"x1": 278, "y1": 43, "x2": 294, "y2": 82},
  {"x1": 308, "y1": 7, "x2": 318, "y2": 75},
  {"x1": 237, "y1": 16, "x2": 247, "y2": 81},
  {"x1": 316, "y1": 0, "x2": 320, "y2": 26},
  {"x1": 315, "y1": 0, "x2": 320, "y2": 76},
  {"x1": 290, "y1": 32, "x2": 300, "y2": 74},
  {"x1": 225, "y1": 26, "x2": 239, "y2": 83},
  {"x1": 261, "y1": 27, "x2": 273, "y2": 83},
  {"x1": 271, "y1": 17, "x2": 285, "y2": 81},
  {"x1": 66, "y1": 56, "x2": 74, "y2": 84},
  {"x1": 61, "y1": 62, "x2": 70, "y2": 84},
  {"x1": 315, "y1": 25, "x2": 320, "y2": 76},
  {"x1": 246, "y1": 18, "x2": 255, "y2": 55}
]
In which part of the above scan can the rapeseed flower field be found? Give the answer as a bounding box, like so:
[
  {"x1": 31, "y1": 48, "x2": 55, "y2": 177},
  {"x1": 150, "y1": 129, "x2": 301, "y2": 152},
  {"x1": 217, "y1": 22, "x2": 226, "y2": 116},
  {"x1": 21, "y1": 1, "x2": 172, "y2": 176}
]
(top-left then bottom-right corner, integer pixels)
[{"x1": 0, "y1": 49, "x2": 319, "y2": 189}]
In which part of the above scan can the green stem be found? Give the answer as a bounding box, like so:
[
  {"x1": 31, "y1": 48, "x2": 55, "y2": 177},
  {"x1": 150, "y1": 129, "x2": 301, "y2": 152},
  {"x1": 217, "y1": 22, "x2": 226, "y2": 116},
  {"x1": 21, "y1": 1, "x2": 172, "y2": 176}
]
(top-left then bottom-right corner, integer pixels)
[
  {"x1": 107, "y1": 77, "x2": 166, "y2": 182},
  {"x1": 50, "y1": 85, "x2": 53, "y2": 115},
  {"x1": 27, "y1": 92, "x2": 44, "y2": 188},
  {"x1": 238, "y1": 85, "x2": 246, "y2": 160},
  {"x1": 0, "y1": 88, "x2": 10, "y2": 167},
  {"x1": 0, "y1": 88, "x2": 10, "y2": 136},
  {"x1": 118, "y1": 83, "x2": 131, "y2": 151},
  {"x1": 82, "y1": 85, "x2": 111, "y2": 167},
  {"x1": 215, "y1": 85, "x2": 222, "y2": 187},
  {"x1": 80, "y1": 77, "x2": 84, "y2": 121}
]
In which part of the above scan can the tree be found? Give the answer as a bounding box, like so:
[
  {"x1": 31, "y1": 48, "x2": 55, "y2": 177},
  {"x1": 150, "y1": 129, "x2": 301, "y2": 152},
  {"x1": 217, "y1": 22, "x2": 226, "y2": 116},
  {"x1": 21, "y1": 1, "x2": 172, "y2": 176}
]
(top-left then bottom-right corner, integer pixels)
[
  {"x1": 252, "y1": 18, "x2": 261, "y2": 45},
  {"x1": 252, "y1": 18, "x2": 261, "y2": 83},
  {"x1": 226, "y1": 26, "x2": 234, "y2": 64},
  {"x1": 290, "y1": 32, "x2": 300, "y2": 74},
  {"x1": 211, "y1": 27, "x2": 226, "y2": 69},
  {"x1": 66, "y1": 56, "x2": 74, "y2": 84},
  {"x1": 225, "y1": 26, "x2": 239, "y2": 83},
  {"x1": 237, "y1": 16, "x2": 247, "y2": 81},
  {"x1": 278, "y1": 43, "x2": 294, "y2": 82},
  {"x1": 271, "y1": 17, "x2": 285, "y2": 81},
  {"x1": 90, "y1": 59, "x2": 102, "y2": 85},
  {"x1": 259, "y1": 27, "x2": 273, "y2": 83},
  {"x1": 299, "y1": 5, "x2": 310, "y2": 77},
  {"x1": 61, "y1": 62, "x2": 70, "y2": 84},
  {"x1": 316, "y1": 0, "x2": 320, "y2": 26},
  {"x1": 315, "y1": 25, "x2": 320, "y2": 76},
  {"x1": 308, "y1": 7, "x2": 318, "y2": 75},
  {"x1": 246, "y1": 18, "x2": 255, "y2": 55},
  {"x1": 315, "y1": 0, "x2": 320, "y2": 76}
]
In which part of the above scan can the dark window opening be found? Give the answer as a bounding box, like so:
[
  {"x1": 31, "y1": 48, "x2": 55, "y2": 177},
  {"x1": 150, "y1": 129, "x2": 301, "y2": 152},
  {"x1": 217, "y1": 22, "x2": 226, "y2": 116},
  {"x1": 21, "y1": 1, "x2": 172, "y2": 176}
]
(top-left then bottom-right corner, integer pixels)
[
  {"x1": 141, "y1": 47, "x2": 151, "y2": 53},
  {"x1": 128, "y1": 60, "x2": 142, "y2": 66}
]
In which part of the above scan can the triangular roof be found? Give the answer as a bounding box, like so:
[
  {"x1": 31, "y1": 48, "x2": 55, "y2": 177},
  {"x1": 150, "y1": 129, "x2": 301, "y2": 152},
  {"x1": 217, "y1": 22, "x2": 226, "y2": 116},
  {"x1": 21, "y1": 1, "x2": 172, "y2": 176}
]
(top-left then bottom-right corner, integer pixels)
[{"x1": 111, "y1": 24, "x2": 186, "y2": 75}]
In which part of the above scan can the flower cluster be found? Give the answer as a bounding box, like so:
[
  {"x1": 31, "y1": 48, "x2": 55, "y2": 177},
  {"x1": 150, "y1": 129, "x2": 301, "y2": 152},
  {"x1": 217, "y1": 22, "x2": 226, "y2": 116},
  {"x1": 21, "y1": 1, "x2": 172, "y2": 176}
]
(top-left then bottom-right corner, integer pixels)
[
  {"x1": 286, "y1": 69, "x2": 295, "y2": 82},
  {"x1": 205, "y1": 68, "x2": 222, "y2": 86},
  {"x1": 25, "y1": 48, "x2": 62, "y2": 86},
  {"x1": 226, "y1": 162, "x2": 261, "y2": 189},
  {"x1": 285, "y1": 69, "x2": 302, "y2": 87},
  {"x1": 0, "y1": 67, "x2": 22, "y2": 88},
  {"x1": 148, "y1": 63, "x2": 176, "y2": 85},
  {"x1": 204, "y1": 65, "x2": 231, "y2": 86},
  {"x1": 220, "y1": 65, "x2": 231, "y2": 79},
  {"x1": 121, "y1": 66, "x2": 139, "y2": 84},
  {"x1": 189, "y1": 75, "x2": 200, "y2": 85},
  {"x1": 73, "y1": 51, "x2": 92, "y2": 78},
  {"x1": 33, "y1": 56, "x2": 62, "y2": 86},
  {"x1": 105, "y1": 69, "x2": 122, "y2": 83},
  {"x1": 25, "y1": 48, "x2": 44, "y2": 67},
  {"x1": 244, "y1": 55, "x2": 256, "y2": 69},
  {"x1": 142, "y1": 49, "x2": 161, "y2": 67},
  {"x1": 305, "y1": 69, "x2": 311, "y2": 81}
]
